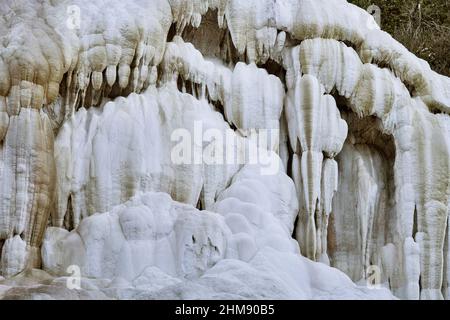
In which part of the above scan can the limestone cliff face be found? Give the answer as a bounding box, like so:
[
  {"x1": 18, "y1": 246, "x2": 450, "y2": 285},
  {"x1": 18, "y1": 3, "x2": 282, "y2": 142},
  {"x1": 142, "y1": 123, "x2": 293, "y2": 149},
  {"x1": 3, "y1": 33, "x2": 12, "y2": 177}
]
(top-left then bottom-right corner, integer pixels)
[{"x1": 0, "y1": 0, "x2": 449, "y2": 300}]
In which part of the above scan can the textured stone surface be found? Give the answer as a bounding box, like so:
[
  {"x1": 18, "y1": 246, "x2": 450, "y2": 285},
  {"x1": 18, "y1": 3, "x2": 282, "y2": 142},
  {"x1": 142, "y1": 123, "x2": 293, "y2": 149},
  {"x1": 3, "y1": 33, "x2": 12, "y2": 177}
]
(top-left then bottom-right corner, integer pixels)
[{"x1": 0, "y1": 0, "x2": 449, "y2": 300}]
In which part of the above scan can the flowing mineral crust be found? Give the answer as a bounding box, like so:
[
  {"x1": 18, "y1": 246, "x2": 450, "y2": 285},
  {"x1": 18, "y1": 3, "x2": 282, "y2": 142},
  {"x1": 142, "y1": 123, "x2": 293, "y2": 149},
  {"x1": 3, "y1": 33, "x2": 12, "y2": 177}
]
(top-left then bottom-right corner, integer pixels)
[{"x1": 0, "y1": 0, "x2": 449, "y2": 300}]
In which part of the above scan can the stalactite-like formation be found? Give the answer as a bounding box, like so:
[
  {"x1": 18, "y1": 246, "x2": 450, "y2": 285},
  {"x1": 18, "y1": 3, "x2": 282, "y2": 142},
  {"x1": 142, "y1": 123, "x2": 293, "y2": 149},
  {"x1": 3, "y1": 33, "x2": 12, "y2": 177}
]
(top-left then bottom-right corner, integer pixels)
[{"x1": 0, "y1": 0, "x2": 449, "y2": 300}]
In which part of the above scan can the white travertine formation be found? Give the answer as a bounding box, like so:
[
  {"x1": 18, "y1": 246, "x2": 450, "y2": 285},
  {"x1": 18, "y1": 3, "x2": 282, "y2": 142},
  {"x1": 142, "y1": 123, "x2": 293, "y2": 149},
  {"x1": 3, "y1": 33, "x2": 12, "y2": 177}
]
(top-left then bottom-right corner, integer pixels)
[
  {"x1": 360, "y1": 30, "x2": 450, "y2": 113},
  {"x1": 43, "y1": 192, "x2": 231, "y2": 280},
  {"x1": 282, "y1": 36, "x2": 450, "y2": 299},
  {"x1": 161, "y1": 37, "x2": 284, "y2": 131},
  {"x1": 170, "y1": 0, "x2": 229, "y2": 32},
  {"x1": 54, "y1": 84, "x2": 242, "y2": 228},
  {"x1": 0, "y1": 109, "x2": 55, "y2": 275},
  {"x1": 283, "y1": 39, "x2": 363, "y2": 98},
  {"x1": 0, "y1": 0, "x2": 449, "y2": 300},
  {"x1": 161, "y1": 36, "x2": 232, "y2": 105},
  {"x1": 37, "y1": 165, "x2": 393, "y2": 299},
  {"x1": 285, "y1": 74, "x2": 347, "y2": 261},
  {"x1": 227, "y1": 62, "x2": 284, "y2": 131}
]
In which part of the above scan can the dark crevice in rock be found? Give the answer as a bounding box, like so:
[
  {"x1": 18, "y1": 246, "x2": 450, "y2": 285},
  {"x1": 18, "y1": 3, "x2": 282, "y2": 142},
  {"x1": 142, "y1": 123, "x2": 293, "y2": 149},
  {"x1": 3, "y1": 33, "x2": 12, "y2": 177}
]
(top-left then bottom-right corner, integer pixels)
[
  {"x1": 413, "y1": 205, "x2": 419, "y2": 239},
  {"x1": 258, "y1": 59, "x2": 287, "y2": 85},
  {"x1": 342, "y1": 112, "x2": 396, "y2": 161},
  {"x1": 167, "y1": 23, "x2": 177, "y2": 43},
  {"x1": 63, "y1": 194, "x2": 75, "y2": 231},
  {"x1": 181, "y1": 10, "x2": 244, "y2": 66}
]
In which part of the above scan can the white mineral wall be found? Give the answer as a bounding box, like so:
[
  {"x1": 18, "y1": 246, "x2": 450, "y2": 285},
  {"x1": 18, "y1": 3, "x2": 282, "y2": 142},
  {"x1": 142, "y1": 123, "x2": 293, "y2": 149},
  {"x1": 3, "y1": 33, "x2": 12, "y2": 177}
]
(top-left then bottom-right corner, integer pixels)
[
  {"x1": 282, "y1": 37, "x2": 450, "y2": 299},
  {"x1": 39, "y1": 165, "x2": 393, "y2": 299},
  {"x1": 0, "y1": 0, "x2": 449, "y2": 300},
  {"x1": 54, "y1": 84, "x2": 240, "y2": 228}
]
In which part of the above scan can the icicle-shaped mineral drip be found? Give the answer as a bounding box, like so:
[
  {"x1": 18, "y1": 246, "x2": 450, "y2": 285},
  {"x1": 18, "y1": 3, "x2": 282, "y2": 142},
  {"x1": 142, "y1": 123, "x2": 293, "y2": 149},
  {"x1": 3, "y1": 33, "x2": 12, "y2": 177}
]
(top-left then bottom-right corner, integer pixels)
[
  {"x1": 160, "y1": 36, "x2": 233, "y2": 108},
  {"x1": 318, "y1": 158, "x2": 338, "y2": 264},
  {"x1": 296, "y1": 39, "x2": 362, "y2": 98},
  {"x1": 409, "y1": 108, "x2": 450, "y2": 300},
  {"x1": 402, "y1": 237, "x2": 421, "y2": 300},
  {"x1": 287, "y1": 74, "x2": 347, "y2": 260},
  {"x1": 301, "y1": 150, "x2": 322, "y2": 260},
  {"x1": 0, "y1": 109, "x2": 55, "y2": 274}
]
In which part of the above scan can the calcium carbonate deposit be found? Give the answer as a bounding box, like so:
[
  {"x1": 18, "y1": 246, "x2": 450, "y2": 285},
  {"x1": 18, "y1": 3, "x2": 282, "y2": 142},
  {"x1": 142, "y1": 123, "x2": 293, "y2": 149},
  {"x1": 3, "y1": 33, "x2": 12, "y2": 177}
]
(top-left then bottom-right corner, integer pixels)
[{"x1": 0, "y1": 0, "x2": 449, "y2": 300}]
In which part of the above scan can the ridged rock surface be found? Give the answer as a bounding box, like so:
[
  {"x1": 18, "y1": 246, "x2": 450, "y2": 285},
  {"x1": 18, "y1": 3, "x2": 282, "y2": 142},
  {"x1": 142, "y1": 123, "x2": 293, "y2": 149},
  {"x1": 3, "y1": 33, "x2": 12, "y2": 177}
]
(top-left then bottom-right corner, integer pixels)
[{"x1": 0, "y1": 0, "x2": 449, "y2": 300}]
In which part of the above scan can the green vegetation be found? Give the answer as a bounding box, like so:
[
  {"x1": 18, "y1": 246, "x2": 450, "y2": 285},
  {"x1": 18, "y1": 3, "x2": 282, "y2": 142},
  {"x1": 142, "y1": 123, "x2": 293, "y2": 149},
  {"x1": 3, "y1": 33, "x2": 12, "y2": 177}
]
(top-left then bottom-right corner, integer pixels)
[{"x1": 349, "y1": 0, "x2": 450, "y2": 76}]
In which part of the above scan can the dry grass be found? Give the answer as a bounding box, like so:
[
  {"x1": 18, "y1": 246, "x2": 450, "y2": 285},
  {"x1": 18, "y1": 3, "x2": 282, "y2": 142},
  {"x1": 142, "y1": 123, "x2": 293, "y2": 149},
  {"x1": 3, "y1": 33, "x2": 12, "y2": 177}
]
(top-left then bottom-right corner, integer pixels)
[{"x1": 349, "y1": 0, "x2": 450, "y2": 76}]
